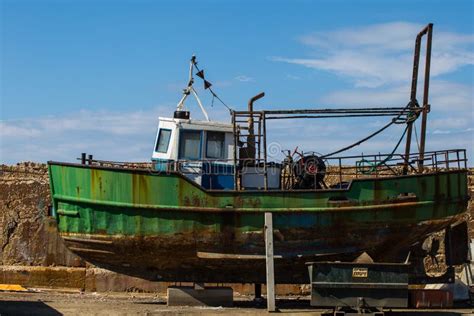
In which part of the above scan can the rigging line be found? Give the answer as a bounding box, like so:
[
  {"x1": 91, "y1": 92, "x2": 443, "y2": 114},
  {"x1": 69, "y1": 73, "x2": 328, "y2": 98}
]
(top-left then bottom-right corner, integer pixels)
[
  {"x1": 208, "y1": 88, "x2": 233, "y2": 112},
  {"x1": 260, "y1": 110, "x2": 417, "y2": 116},
  {"x1": 321, "y1": 119, "x2": 396, "y2": 159},
  {"x1": 192, "y1": 61, "x2": 233, "y2": 112},
  {"x1": 321, "y1": 104, "x2": 413, "y2": 159},
  {"x1": 265, "y1": 114, "x2": 411, "y2": 120},
  {"x1": 263, "y1": 107, "x2": 417, "y2": 114},
  {"x1": 356, "y1": 124, "x2": 409, "y2": 174}
]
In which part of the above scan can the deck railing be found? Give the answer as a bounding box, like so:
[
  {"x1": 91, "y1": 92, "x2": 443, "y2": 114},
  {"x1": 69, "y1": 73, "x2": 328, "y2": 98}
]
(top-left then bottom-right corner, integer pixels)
[
  {"x1": 79, "y1": 149, "x2": 467, "y2": 191},
  {"x1": 316, "y1": 148, "x2": 467, "y2": 190}
]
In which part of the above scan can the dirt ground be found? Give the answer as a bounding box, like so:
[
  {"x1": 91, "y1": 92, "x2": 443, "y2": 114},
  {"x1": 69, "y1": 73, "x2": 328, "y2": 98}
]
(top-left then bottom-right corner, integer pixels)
[{"x1": 0, "y1": 290, "x2": 473, "y2": 316}]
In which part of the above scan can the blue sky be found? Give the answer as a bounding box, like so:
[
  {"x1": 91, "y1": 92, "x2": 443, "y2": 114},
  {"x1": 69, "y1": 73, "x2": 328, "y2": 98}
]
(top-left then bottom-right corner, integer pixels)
[{"x1": 1, "y1": 0, "x2": 473, "y2": 164}]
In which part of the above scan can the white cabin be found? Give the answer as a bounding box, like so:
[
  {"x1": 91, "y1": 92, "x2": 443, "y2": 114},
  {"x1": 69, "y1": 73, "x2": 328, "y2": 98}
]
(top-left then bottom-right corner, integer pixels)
[{"x1": 151, "y1": 114, "x2": 235, "y2": 189}]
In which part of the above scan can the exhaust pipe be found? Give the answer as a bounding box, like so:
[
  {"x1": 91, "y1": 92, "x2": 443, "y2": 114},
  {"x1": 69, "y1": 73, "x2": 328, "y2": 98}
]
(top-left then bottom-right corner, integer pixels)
[{"x1": 247, "y1": 92, "x2": 265, "y2": 163}]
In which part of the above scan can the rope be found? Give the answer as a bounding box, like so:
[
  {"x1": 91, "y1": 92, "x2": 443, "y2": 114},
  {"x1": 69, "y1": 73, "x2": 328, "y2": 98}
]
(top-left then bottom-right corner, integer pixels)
[
  {"x1": 208, "y1": 88, "x2": 233, "y2": 112},
  {"x1": 321, "y1": 119, "x2": 396, "y2": 158},
  {"x1": 356, "y1": 124, "x2": 409, "y2": 174},
  {"x1": 321, "y1": 100, "x2": 420, "y2": 159},
  {"x1": 192, "y1": 62, "x2": 233, "y2": 113}
]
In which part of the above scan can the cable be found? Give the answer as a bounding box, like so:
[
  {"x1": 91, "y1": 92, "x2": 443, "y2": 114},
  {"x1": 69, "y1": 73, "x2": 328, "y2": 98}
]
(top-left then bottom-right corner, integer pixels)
[
  {"x1": 356, "y1": 124, "x2": 409, "y2": 174},
  {"x1": 208, "y1": 88, "x2": 233, "y2": 112},
  {"x1": 192, "y1": 61, "x2": 234, "y2": 112},
  {"x1": 321, "y1": 100, "x2": 419, "y2": 158},
  {"x1": 321, "y1": 119, "x2": 396, "y2": 159}
]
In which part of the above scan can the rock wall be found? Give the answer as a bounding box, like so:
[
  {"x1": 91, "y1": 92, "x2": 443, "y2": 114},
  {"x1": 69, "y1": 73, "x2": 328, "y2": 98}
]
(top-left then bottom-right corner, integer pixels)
[{"x1": 0, "y1": 163, "x2": 83, "y2": 267}]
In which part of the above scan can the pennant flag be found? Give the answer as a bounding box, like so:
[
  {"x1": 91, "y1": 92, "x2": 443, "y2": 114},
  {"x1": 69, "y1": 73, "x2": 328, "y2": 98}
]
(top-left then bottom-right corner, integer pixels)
[
  {"x1": 196, "y1": 70, "x2": 205, "y2": 79},
  {"x1": 204, "y1": 80, "x2": 212, "y2": 89}
]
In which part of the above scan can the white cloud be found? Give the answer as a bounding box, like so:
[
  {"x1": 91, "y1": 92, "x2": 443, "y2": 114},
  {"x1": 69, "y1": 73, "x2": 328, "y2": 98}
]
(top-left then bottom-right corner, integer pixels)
[
  {"x1": 0, "y1": 123, "x2": 41, "y2": 137},
  {"x1": 430, "y1": 117, "x2": 470, "y2": 130},
  {"x1": 286, "y1": 74, "x2": 301, "y2": 80},
  {"x1": 2, "y1": 109, "x2": 159, "y2": 137},
  {"x1": 432, "y1": 129, "x2": 452, "y2": 135},
  {"x1": 272, "y1": 53, "x2": 412, "y2": 88},
  {"x1": 234, "y1": 75, "x2": 254, "y2": 82},
  {"x1": 273, "y1": 22, "x2": 474, "y2": 88},
  {"x1": 320, "y1": 80, "x2": 473, "y2": 111},
  {"x1": 0, "y1": 107, "x2": 169, "y2": 164},
  {"x1": 320, "y1": 84, "x2": 408, "y2": 107}
]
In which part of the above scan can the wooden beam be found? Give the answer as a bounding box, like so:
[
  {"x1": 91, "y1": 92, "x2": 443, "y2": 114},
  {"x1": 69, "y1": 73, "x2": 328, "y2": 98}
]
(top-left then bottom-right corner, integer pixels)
[{"x1": 196, "y1": 251, "x2": 282, "y2": 260}]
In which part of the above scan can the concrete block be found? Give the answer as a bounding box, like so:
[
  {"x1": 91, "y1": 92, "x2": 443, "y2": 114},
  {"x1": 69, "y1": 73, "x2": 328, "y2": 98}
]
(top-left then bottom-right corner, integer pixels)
[
  {"x1": 85, "y1": 267, "x2": 169, "y2": 293},
  {"x1": 167, "y1": 286, "x2": 233, "y2": 307}
]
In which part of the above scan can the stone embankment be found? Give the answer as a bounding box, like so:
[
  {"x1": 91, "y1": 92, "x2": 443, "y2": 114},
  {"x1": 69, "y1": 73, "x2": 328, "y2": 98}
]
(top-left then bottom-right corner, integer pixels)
[
  {"x1": 1, "y1": 162, "x2": 473, "y2": 293},
  {"x1": 0, "y1": 163, "x2": 82, "y2": 267}
]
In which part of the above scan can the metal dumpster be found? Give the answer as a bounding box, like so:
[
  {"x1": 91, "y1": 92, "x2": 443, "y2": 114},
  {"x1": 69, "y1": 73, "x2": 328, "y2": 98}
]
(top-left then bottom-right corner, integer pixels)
[{"x1": 307, "y1": 261, "x2": 410, "y2": 308}]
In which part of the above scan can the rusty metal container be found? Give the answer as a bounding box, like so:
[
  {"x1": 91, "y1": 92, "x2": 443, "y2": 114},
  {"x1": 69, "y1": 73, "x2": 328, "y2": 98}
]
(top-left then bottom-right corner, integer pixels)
[{"x1": 307, "y1": 261, "x2": 410, "y2": 308}]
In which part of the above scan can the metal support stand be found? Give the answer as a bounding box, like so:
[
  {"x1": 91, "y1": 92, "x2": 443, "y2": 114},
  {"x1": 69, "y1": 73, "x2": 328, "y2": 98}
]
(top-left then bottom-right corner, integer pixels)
[{"x1": 264, "y1": 212, "x2": 276, "y2": 312}]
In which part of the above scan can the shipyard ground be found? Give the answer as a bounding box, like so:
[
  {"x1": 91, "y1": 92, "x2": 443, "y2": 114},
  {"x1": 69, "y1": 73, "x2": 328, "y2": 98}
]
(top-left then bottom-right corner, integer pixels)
[{"x1": 1, "y1": 290, "x2": 473, "y2": 316}]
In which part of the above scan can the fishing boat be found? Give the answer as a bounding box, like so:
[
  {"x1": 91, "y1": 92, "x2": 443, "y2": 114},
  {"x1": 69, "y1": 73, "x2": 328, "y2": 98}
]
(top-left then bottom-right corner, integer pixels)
[{"x1": 48, "y1": 24, "x2": 469, "y2": 284}]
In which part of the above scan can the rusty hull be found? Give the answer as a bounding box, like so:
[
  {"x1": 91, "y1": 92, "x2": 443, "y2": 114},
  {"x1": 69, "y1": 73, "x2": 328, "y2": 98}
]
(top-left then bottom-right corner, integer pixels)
[{"x1": 48, "y1": 162, "x2": 469, "y2": 283}]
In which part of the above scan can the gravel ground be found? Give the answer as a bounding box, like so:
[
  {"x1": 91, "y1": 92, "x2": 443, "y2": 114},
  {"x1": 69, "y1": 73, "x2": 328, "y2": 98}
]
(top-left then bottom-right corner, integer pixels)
[
  {"x1": 0, "y1": 290, "x2": 473, "y2": 316},
  {"x1": 0, "y1": 290, "x2": 309, "y2": 316}
]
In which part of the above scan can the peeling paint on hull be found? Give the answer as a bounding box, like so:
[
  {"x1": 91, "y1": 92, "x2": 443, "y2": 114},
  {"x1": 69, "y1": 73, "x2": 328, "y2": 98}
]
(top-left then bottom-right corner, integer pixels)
[{"x1": 48, "y1": 162, "x2": 469, "y2": 283}]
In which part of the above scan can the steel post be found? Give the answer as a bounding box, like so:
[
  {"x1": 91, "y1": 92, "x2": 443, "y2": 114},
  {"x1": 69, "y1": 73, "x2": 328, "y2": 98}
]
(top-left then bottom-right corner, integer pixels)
[
  {"x1": 264, "y1": 212, "x2": 276, "y2": 312},
  {"x1": 418, "y1": 23, "x2": 433, "y2": 172}
]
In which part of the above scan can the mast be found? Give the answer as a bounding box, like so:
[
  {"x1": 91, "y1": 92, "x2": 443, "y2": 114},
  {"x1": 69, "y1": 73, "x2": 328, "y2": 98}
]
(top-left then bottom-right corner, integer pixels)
[
  {"x1": 403, "y1": 23, "x2": 433, "y2": 174},
  {"x1": 175, "y1": 55, "x2": 210, "y2": 121}
]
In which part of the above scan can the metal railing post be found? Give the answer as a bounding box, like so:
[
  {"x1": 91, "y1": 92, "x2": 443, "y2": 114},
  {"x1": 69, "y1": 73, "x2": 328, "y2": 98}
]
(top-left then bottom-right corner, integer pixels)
[
  {"x1": 445, "y1": 151, "x2": 450, "y2": 170},
  {"x1": 338, "y1": 158, "x2": 342, "y2": 188},
  {"x1": 263, "y1": 111, "x2": 268, "y2": 190},
  {"x1": 232, "y1": 111, "x2": 238, "y2": 190}
]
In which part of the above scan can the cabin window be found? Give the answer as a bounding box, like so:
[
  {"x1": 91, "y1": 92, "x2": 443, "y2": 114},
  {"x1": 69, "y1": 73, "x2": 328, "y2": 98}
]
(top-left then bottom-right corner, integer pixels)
[
  {"x1": 179, "y1": 130, "x2": 201, "y2": 159},
  {"x1": 155, "y1": 129, "x2": 172, "y2": 153},
  {"x1": 206, "y1": 132, "x2": 225, "y2": 159}
]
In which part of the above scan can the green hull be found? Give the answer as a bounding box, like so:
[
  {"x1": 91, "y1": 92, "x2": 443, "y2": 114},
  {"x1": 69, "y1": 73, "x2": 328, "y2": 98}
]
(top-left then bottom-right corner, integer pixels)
[{"x1": 48, "y1": 162, "x2": 469, "y2": 283}]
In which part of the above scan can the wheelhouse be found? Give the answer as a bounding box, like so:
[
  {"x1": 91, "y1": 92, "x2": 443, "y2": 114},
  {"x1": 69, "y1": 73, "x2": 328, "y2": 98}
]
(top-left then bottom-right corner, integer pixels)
[{"x1": 151, "y1": 114, "x2": 235, "y2": 190}]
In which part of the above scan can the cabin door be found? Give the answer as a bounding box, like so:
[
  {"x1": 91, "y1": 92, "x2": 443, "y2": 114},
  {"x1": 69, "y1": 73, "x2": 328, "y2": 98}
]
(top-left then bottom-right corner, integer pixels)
[{"x1": 178, "y1": 130, "x2": 203, "y2": 185}]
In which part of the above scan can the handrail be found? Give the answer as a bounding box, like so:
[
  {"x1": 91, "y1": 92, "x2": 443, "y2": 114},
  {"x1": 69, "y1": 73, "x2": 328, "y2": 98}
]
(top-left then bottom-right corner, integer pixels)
[{"x1": 76, "y1": 149, "x2": 467, "y2": 191}]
